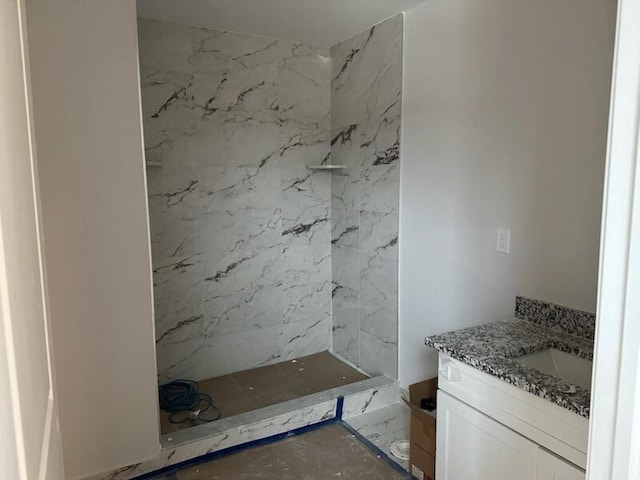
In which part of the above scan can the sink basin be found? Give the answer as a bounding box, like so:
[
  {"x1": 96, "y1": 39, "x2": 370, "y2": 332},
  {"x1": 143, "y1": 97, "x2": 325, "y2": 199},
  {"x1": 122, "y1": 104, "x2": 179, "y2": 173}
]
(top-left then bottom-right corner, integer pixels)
[{"x1": 515, "y1": 349, "x2": 593, "y2": 391}]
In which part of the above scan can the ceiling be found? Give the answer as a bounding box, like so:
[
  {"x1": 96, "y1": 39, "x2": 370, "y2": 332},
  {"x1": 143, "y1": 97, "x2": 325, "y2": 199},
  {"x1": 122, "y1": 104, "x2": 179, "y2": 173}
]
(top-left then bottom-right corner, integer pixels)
[{"x1": 136, "y1": 0, "x2": 427, "y2": 46}]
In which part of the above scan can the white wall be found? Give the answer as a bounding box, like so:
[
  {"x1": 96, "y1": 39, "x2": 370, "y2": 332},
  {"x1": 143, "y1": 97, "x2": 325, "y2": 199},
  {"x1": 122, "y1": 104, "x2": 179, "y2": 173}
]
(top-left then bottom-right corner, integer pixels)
[
  {"x1": 25, "y1": 1, "x2": 160, "y2": 478},
  {"x1": 399, "y1": 0, "x2": 616, "y2": 387},
  {"x1": 0, "y1": 0, "x2": 64, "y2": 477}
]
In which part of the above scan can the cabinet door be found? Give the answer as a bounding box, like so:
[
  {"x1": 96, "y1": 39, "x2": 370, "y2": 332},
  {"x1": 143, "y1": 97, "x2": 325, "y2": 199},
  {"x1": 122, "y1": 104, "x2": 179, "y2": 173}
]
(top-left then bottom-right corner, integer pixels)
[
  {"x1": 436, "y1": 391, "x2": 539, "y2": 480},
  {"x1": 537, "y1": 449, "x2": 586, "y2": 480}
]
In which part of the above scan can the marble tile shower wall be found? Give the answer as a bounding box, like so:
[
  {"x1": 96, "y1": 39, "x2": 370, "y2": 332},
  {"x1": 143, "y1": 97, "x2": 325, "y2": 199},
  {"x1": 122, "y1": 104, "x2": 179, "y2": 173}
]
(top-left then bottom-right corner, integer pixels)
[
  {"x1": 330, "y1": 15, "x2": 403, "y2": 379},
  {"x1": 138, "y1": 19, "x2": 332, "y2": 382}
]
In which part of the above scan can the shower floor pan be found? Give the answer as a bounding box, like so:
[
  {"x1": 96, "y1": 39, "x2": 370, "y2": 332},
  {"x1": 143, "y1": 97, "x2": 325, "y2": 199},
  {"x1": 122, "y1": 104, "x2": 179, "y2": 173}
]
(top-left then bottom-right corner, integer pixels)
[{"x1": 160, "y1": 351, "x2": 368, "y2": 435}]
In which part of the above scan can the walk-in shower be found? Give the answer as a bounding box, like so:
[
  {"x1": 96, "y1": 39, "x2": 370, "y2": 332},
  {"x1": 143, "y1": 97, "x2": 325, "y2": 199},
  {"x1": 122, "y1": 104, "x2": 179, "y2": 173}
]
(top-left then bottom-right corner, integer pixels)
[{"x1": 137, "y1": 12, "x2": 402, "y2": 435}]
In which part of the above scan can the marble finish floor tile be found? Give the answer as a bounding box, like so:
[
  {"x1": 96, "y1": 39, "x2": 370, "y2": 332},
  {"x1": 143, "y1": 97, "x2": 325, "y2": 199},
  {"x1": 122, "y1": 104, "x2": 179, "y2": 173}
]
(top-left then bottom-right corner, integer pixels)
[
  {"x1": 176, "y1": 423, "x2": 407, "y2": 480},
  {"x1": 345, "y1": 402, "x2": 411, "y2": 472},
  {"x1": 160, "y1": 351, "x2": 368, "y2": 434}
]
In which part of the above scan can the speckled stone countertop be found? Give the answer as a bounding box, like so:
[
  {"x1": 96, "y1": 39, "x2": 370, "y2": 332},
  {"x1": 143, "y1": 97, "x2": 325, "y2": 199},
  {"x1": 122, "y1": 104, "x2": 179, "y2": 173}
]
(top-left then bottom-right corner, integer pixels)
[{"x1": 425, "y1": 318, "x2": 593, "y2": 418}]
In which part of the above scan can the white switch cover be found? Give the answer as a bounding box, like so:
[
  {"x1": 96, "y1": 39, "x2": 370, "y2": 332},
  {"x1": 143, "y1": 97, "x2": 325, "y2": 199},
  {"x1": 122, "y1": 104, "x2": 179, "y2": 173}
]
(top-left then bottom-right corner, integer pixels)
[{"x1": 496, "y1": 228, "x2": 511, "y2": 254}]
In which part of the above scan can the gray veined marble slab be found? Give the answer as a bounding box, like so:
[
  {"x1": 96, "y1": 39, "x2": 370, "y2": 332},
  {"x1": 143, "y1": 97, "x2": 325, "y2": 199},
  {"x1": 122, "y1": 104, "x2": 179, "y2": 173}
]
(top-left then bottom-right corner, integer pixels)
[
  {"x1": 147, "y1": 169, "x2": 200, "y2": 258},
  {"x1": 196, "y1": 248, "x2": 284, "y2": 345},
  {"x1": 269, "y1": 124, "x2": 331, "y2": 169},
  {"x1": 140, "y1": 68, "x2": 195, "y2": 133},
  {"x1": 140, "y1": 14, "x2": 404, "y2": 382},
  {"x1": 330, "y1": 15, "x2": 403, "y2": 130},
  {"x1": 152, "y1": 255, "x2": 204, "y2": 294},
  {"x1": 332, "y1": 284, "x2": 360, "y2": 367},
  {"x1": 192, "y1": 63, "x2": 279, "y2": 122},
  {"x1": 282, "y1": 275, "x2": 332, "y2": 332},
  {"x1": 281, "y1": 208, "x2": 331, "y2": 248},
  {"x1": 200, "y1": 283, "x2": 283, "y2": 338},
  {"x1": 341, "y1": 376, "x2": 400, "y2": 418},
  {"x1": 201, "y1": 247, "x2": 281, "y2": 294},
  {"x1": 153, "y1": 255, "x2": 204, "y2": 344},
  {"x1": 89, "y1": 376, "x2": 398, "y2": 480},
  {"x1": 138, "y1": 62, "x2": 196, "y2": 174},
  {"x1": 147, "y1": 167, "x2": 199, "y2": 213},
  {"x1": 140, "y1": 17, "x2": 334, "y2": 382},
  {"x1": 190, "y1": 28, "x2": 307, "y2": 73},
  {"x1": 149, "y1": 208, "x2": 199, "y2": 259},
  {"x1": 359, "y1": 210, "x2": 398, "y2": 259},
  {"x1": 193, "y1": 118, "x2": 283, "y2": 167},
  {"x1": 360, "y1": 331, "x2": 399, "y2": 379},
  {"x1": 198, "y1": 165, "x2": 281, "y2": 211},
  {"x1": 188, "y1": 27, "x2": 331, "y2": 167},
  {"x1": 331, "y1": 203, "x2": 359, "y2": 248},
  {"x1": 360, "y1": 293, "x2": 398, "y2": 345},
  {"x1": 283, "y1": 281, "x2": 332, "y2": 324},
  {"x1": 331, "y1": 124, "x2": 363, "y2": 167},
  {"x1": 144, "y1": 133, "x2": 197, "y2": 171},
  {"x1": 282, "y1": 315, "x2": 332, "y2": 360},
  {"x1": 281, "y1": 165, "x2": 331, "y2": 216},
  {"x1": 361, "y1": 114, "x2": 401, "y2": 168},
  {"x1": 331, "y1": 245, "x2": 360, "y2": 291},
  {"x1": 360, "y1": 252, "x2": 398, "y2": 304},
  {"x1": 360, "y1": 164, "x2": 400, "y2": 213},
  {"x1": 282, "y1": 243, "x2": 331, "y2": 287},
  {"x1": 331, "y1": 166, "x2": 361, "y2": 211},
  {"x1": 157, "y1": 322, "x2": 286, "y2": 383},
  {"x1": 196, "y1": 208, "x2": 281, "y2": 256},
  {"x1": 278, "y1": 48, "x2": 331, "y2": 129},
  {"x1": 328, "y1": 14, "x2": 402, "y2": 382}
]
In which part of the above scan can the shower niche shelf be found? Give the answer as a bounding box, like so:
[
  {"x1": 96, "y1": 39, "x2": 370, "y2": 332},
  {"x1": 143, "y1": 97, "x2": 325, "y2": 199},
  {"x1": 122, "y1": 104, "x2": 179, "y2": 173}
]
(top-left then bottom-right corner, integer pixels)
[{"x1": 306, "y1": 164, "x2": 346, "y2": 171}]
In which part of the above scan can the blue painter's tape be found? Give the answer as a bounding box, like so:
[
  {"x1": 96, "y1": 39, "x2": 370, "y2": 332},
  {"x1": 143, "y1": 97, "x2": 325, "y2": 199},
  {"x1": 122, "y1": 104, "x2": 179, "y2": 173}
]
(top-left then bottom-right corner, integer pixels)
[{"x1": 335, "y1": 395, "x2": 344, "y2": 420}]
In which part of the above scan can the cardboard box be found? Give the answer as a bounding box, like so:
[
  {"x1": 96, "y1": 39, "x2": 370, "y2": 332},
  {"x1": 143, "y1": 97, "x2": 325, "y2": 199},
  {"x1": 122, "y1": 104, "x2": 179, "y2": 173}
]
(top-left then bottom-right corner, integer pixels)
[
  {"x1": 405, "y1": 378, "x2": 437, "y2": 480},
  {"x1": 409, "y1": 451, "x2": 435, "y2": 480}
]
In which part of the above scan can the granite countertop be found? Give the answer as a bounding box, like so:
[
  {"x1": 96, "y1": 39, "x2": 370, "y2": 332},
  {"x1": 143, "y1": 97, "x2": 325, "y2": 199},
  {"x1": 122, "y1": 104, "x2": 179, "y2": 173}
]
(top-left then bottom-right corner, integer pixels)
[{"x1": 425, "y1": 318, "x2": 593, "y2": 418}]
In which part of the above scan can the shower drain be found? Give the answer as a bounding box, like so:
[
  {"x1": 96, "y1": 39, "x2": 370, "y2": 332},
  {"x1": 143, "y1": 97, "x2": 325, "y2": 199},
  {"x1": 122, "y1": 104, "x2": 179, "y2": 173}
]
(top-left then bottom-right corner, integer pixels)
[{"x1": 389, "y1": 439, "x2": 410, "y2": 460}]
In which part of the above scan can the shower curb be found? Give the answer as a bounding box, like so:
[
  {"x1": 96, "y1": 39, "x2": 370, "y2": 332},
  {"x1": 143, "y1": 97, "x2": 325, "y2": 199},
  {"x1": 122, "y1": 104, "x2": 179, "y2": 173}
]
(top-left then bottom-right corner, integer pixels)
[{"x1": 87, "y1": 376, "x2": 398, "y2": 480}]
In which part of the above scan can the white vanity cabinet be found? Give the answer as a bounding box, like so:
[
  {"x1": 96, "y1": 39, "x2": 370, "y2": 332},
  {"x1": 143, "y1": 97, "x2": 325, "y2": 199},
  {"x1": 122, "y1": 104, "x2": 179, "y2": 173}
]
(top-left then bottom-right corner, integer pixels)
[
  {"x1": 436, "y1": 354, "x2": 587, "y2": 480},
  {"x1": 536, "y1": 450, "x2": 586, "y2": 480},
  {"x1": 437, "y1": 391, "x2": 539, "y2": 479}
]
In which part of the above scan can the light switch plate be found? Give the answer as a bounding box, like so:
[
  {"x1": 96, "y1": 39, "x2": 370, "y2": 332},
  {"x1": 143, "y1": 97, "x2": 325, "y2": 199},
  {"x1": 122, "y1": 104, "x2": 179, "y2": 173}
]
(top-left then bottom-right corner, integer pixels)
[{"x1": 497, "y1": 228, "x2": 511, "y2": 254}]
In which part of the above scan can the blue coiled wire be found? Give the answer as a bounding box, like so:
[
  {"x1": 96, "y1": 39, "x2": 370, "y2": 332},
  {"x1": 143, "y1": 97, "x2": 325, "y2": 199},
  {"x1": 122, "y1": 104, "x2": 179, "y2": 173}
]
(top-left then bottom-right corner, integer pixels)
[{"x1": 158, "y1": 379, "x2": 222, "y2": 425}]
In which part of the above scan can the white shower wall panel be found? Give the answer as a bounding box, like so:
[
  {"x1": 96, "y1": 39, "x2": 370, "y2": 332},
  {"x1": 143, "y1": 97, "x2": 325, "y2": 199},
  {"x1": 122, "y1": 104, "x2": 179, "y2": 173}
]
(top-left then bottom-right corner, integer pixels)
[{"x1": 138, "y1": 19, "x2": 332, "y2": 381}]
